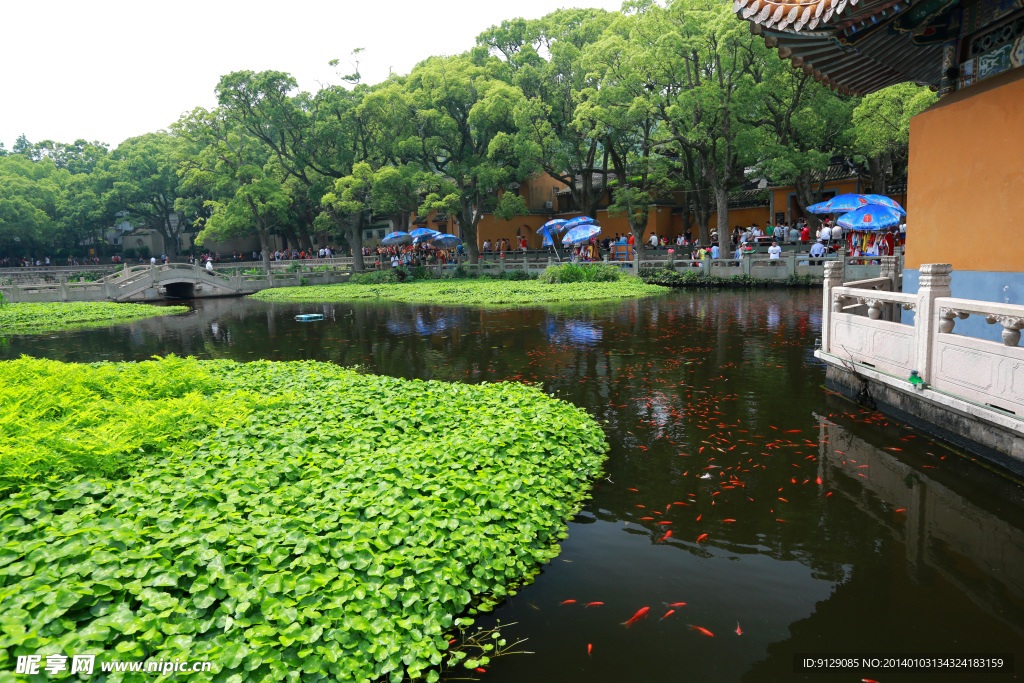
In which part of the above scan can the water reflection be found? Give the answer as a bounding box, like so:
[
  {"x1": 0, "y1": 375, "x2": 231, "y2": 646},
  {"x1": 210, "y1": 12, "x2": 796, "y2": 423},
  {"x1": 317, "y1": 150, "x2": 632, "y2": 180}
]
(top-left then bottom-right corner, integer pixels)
[{"x1": 3, "y1": 291, "x2": 1022, "y2": 682}]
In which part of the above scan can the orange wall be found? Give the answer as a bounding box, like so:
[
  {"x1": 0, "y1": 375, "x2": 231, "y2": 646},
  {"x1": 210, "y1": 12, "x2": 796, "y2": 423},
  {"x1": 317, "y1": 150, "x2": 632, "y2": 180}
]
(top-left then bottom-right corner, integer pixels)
[{"x1": 907, "y1": 68, "x2": 1024, "y2": 272}]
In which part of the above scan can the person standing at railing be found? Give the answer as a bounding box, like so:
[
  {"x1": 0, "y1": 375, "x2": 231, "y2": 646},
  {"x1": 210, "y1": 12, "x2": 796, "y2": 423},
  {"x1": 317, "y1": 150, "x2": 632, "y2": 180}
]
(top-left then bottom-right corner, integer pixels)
[
  {"x1": 810, "y1": 239, "x2": 826, "y2": 258},
  {"x1": 768, "y1": 241, "x2": 782, "y2": 260},
  {"x1": 206, "y1": 259, "x2": 214, "y2": 272}
]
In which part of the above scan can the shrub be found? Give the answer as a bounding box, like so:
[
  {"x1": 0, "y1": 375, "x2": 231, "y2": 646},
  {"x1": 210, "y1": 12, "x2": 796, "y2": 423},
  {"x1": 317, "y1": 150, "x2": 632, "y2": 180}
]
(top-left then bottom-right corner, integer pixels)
[
  {"x1": 0, "y1": 358, "x2": 609, "y2": 682},
  {"x1": 637, "y1": 267, "x2": 820, "y2": 288},
  {"x1": 349, "y1": 269, "x2": 399, "y2": 285},
  {"x1": 539, "y1": 263, "x2": 623, "y2": 284}
]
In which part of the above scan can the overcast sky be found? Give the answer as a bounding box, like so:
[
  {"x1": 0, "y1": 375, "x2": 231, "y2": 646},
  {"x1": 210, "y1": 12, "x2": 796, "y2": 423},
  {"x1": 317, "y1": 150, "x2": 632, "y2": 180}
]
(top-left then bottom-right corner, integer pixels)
[{"x1": 1, "y1": 0, "x2": 625, "y2": 152}]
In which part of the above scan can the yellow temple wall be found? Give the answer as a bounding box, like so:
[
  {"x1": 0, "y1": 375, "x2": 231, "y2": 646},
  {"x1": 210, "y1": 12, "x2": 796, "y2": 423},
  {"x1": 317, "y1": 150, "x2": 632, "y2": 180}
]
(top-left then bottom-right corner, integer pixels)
[{"x1": 907, "y1": 67, "x2": 1024, "y2": 272}]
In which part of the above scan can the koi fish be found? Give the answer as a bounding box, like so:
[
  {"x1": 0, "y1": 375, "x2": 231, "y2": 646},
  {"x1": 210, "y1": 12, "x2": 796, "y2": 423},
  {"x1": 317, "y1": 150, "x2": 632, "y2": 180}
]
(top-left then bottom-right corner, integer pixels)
[
  {"x1": 674, "y1": 501, "x2": 688, "y2": 506},
  {"x1": 560, "y1": 600, "x2": 576, "y2": 605},
  {"x1": 640, "y1": 517, "x2": 654, "y2": 520},
  {"x1": 585, "y1": 602, "x2": 604, "y2": 607},
  {"x1": 666, "y1": 602, "x2": 687, "y2": 607},
  {"x1": 696, "y1": 533, "x2": 708, "y2": 543},
  {"x1": 722, "y1": 519, "x2": 736, "y2": 523},
  {"x1": 661, "y1": 609, "x2": 675, "y2": 620},
  {"x1": 696, "y1": 514, "x2": 702, "y2": 521},
  {"x1": 894, "y1": 508, "x2": 907, "y2": 513},
  {"x1": 449, "y1": 638, "x2": 457, "y2": 645},
  {"x1": 587, "y1": 643, "x2": 593, "y2": 656},
  {"x1": 735, "y1": 622, "x2": 742, "y2": 635},
  {"x1": 778, "y1": 497, "x2": 789, "y2": 503},
  {"x1": 475, "y1": 668, "x2": 487, "y2": 673},
  {"x1": 657, "y1": 521, "x2": 673, "y2": 525},
  {"x1": 623, "y1": 606, "x2": 650, "y2": 627},
  {"x1": 659, "y1": 530, "x2": 673, "y2": 542},
  {"x1": 816, "y1": 477, "x2": 823, "y2": 485},
  {"x1": 690, "y1": 625, "x2": 714, "y2": 637},
  {"x1": 826, "y1": 492, "x2": 833, "y2": 497},
  {"x1": 628, "y1": 488, "x2": 638, "y2": 491}
]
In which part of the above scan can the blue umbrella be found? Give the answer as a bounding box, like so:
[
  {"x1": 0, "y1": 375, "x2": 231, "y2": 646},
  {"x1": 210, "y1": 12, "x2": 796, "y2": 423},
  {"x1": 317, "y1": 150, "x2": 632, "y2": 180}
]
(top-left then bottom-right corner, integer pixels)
[
  {"x1": 413, "y1": 229, "x2": 441, "y2": 244},
  {"x1": 821, "y1": 194, "x2": 872, "y2": 213},
  {"x1": 805, "y1": 201, "x2": 831, "y2": 214},
  {"x1": 563, "y1": 223, "x2": 602, "y2": 244},
  {"x1": 862, "y1": 194, "x2": 906, "y2": 215},
  {"x1": 563, "y1": 215, "x2": 596, "y2": 231},
  {"x1": 837, "y1": 205, "x2": 903, "y2": 231},
  {"x1": 541, "y1": 218, "x2": 570, "y2": 234},
  {"x1": 381, "y1": 231, "x2": 412, "y2": 245},
  {"x1": 430, "y1": 233, "x2": 462, "y2": 248}
]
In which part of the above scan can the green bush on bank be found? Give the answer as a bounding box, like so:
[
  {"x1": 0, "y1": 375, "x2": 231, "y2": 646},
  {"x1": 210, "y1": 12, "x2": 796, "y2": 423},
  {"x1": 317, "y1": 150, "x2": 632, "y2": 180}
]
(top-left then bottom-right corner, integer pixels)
[
  {"x1": 638, "y1": 266, "x2": 819, "y2": 288},
  {"x1": 0, "y1": 302, "x2": 188, "y2": 333},
  {"x1": 251, "y1": 278, "x2": 665, "y2": 306},
  {"x1": 0, "y1": 357, "x2": 609, "y2": 682},
  {"x1": 538, "y1": 263, "x2": 623, "y2": 284}
]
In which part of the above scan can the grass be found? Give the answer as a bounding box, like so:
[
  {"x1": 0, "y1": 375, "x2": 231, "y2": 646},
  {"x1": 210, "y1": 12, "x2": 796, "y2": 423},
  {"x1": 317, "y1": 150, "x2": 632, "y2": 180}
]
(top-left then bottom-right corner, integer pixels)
[
  {"x1": 0, "y1": 301, "x2": 188, "y2": 333},
  {"x1": 0, "y1": 357, "x2": 609, "y2": 682},
  {"x1": 251, "y1": 277, "x2": 666, "y2": 306},
  {"x1": 638, "y1": 267, "x2": 820, "y2": 288}
]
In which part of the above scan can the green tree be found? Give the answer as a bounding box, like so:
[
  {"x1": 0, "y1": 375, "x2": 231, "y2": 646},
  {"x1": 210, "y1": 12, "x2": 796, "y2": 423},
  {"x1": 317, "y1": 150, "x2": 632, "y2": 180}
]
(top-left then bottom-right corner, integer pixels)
[
  {"x1": 397, "y1": 54, "x2": 529, "y2": 260},
  {"x1": 749, "y1": 63, "x2": 857, "y2": 228},
  {"x1": 852, "y1": 82, "x2": 936, "y2": 195},
  {"x1": 109, "y1": 132, "x2": 193, "y2": 255},
  {"x1": 479, "y1": 8, "x2": 616, "y2": 218},
  {"x1": 175, "y1": 107, "x2": 291, "y2": 270}
]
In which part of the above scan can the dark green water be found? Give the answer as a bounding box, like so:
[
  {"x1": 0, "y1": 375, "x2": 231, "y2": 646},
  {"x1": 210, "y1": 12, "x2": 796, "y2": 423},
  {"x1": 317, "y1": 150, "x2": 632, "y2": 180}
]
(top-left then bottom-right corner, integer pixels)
[{"x1": 5, "y1": 291, "x2": 1023, "y2": 682}]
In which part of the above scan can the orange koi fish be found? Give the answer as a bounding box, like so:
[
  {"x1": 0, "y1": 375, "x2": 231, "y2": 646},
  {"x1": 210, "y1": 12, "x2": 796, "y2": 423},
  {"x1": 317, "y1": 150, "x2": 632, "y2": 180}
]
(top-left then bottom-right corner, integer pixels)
[
  {"x1": 560, "y1": 600, "x2": 577, "y2": 605},
  {"x1": 696, "y1": 533, "x2": 708, "y2": 543},
  {"x1": 585, "y1": 602, "x2": 604, "y2": 607},
  {"x1": 660, "y1": 610, "x2": 675, "y2": 620},
  {"x1": 587, "y1": 643, "x2": 593, "y2": 656},
  {"x1": 659, "y1": 530, "x2": 673, "y2": 542},
  {"x1": 690, "y1": 625, "x2": 714, "y2": 637},
  {"x1": 666, "y1": 602, "x2": 687, "y2": 607},
  {"x1": 623, "y1": 606, "x2": 650, "y2": 627},
  {"x1": 735, "y1": 622, "x2": 742, "y2": 635}
]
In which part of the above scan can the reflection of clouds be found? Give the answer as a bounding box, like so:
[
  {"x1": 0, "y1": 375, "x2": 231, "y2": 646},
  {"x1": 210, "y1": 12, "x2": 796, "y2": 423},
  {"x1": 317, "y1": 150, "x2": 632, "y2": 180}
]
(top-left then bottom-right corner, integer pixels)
[
  {"x1": 767, "y1": 303, "x2": 780, "y2": 330},
  {"x1": 386, "y1": 310, "x2": 458, "y2": 336},
  {"x1": 545, "y1": 318, "x2": 603, "y2": 346}
]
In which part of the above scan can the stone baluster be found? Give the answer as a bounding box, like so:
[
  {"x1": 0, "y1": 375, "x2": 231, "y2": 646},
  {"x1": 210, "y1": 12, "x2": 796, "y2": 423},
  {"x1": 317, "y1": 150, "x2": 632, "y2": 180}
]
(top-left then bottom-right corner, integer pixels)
[
  {"x1": 821, "y1": 261, "x2": 844, "y2": 353},
  {"x1": 915, "y1": 263, "x2": 952, "y2": 382}
]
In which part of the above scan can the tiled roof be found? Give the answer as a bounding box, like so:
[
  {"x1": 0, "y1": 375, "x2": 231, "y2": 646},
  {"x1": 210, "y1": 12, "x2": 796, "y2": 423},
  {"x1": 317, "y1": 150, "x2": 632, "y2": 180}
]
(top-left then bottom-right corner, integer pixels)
[{"x1": 739, "y1": 0, "x2": 944, "y2": 95}]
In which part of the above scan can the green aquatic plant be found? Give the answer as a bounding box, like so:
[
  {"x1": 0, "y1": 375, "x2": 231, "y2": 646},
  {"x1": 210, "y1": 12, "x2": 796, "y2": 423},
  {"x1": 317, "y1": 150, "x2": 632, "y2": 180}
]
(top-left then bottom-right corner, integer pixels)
[
  {"x1": 251, "y1": 278, "x2": 665, "y2": 306},
  {"x1": 0, "y1": 357, "x2": 608, "y2": 682},
  {"x1": 0, "y1": 302, "x2": 188, "y2": 333}
]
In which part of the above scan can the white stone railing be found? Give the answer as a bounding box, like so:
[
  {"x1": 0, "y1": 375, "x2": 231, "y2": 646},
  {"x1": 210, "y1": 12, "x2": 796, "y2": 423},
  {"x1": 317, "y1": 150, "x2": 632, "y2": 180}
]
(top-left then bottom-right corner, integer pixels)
[{"x1": 821, "y1": 262, "x2": 1024, "y2": 416}]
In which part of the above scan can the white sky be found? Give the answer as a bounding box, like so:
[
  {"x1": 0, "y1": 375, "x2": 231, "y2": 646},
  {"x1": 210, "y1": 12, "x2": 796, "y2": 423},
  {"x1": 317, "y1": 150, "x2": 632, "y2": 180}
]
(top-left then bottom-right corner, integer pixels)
[{"x1": 1, "y1": 0, "x2": 624, "y2": 152}]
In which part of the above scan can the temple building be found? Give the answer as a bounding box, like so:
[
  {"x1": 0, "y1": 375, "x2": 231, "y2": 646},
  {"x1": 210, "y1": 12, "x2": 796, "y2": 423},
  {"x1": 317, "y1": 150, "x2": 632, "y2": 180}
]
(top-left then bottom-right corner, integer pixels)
[{"x1": 740, "y1": 0, "x2": 1024, "y2": 325}]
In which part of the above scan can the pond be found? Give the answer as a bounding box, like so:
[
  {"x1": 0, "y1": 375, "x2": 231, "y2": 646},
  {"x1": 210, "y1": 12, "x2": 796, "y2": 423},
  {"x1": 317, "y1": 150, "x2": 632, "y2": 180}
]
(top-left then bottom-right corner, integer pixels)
[{"x1": 5, "y1": 290, "x2": 1023, "y2": 682}]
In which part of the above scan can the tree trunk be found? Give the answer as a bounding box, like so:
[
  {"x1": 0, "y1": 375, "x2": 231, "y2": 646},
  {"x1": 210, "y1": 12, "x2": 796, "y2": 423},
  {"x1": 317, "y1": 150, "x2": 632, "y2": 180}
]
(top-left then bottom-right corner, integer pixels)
[
  {"x1": 458, "y1": 198, "x2": 480, "y2": 261},
  {"x1": 297, "y1": 224, "x2": 314, "y2": 252},
  {"x1": 350, "y1": 211, "x2": 365, "y2": 271},
  {"x1": 713, "y1": 186, "x2": 729, "y2": 249},
  {"x1": 257, "y1": 229, "x2": 272, "y2": 273}
]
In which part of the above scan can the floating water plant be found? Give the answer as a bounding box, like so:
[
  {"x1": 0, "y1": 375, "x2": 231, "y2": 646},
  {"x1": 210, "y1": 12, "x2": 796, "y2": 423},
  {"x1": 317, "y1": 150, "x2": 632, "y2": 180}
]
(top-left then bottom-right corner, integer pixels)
[
  {"x1": 251, "y1": 278, "x2": 666, "y2": 306},
  {"x1": 0, "y1": 302, "x2": 188, "y2": 333},
  {"x1": 0, "y1": 357, "x2": 608, "y2": 682}
]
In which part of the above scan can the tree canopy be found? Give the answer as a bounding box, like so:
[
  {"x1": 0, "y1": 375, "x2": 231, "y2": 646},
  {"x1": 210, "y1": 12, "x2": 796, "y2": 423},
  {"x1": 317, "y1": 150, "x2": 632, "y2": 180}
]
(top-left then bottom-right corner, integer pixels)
[{"x1": 1, "y1": 1, "x2": 936, "y2": 261}]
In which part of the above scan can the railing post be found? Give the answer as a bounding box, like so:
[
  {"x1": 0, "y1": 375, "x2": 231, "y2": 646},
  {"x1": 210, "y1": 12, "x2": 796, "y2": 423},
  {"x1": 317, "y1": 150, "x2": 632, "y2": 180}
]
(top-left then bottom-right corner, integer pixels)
[
  {"x1": 742, "y1": 253, "x2": 752, "y2": 276},
  {"x1": 915, "y1": 263, "x2": 952, "y2": 382},
  {"x1": 59, "y1": 277, "x2": 69, "y2": 302},
  {"x1": 786, "y1": 251, "x2": 796, "y2": 277},
  {"x1": 821, "y1": 261, "x2": 844, "y2": 353},
  {"x1": 880, "y1": 255, "x2": 898, "y2": 321}
]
